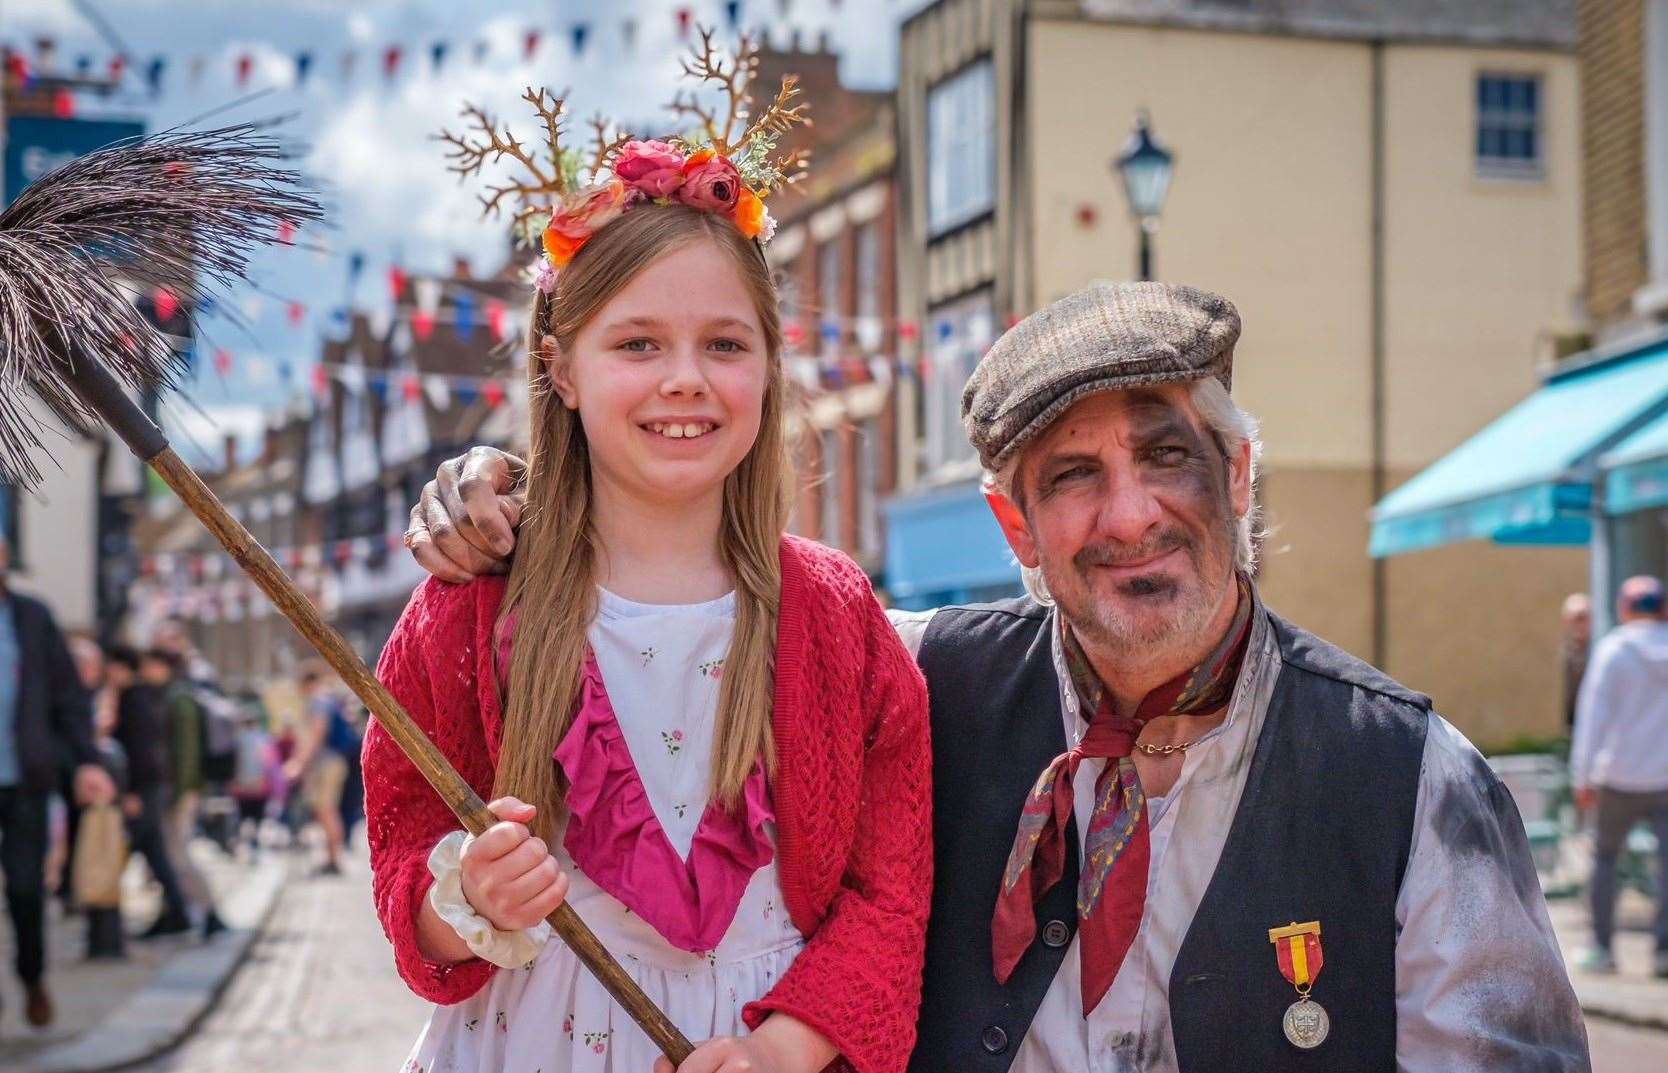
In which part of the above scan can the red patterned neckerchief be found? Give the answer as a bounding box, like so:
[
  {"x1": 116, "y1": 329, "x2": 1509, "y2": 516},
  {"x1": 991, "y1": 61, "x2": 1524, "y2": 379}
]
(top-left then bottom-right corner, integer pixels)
[{"x1": 992, "y1": 574, "x2": 1256, "y2": 1015}]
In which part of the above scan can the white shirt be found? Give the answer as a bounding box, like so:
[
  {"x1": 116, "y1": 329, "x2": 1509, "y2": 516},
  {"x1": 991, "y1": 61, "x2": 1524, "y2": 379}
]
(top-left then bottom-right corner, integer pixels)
[
  {"x1": 1571, "y1": 618, "x2": 1668, "y2": 793},
  {"x1": 889, "y1": 599, "x2": 1587, "y2": 1073}
]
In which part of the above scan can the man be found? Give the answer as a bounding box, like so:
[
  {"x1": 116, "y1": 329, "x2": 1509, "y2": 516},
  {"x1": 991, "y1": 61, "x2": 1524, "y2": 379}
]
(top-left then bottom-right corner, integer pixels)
[
  {"x1": 0, "y1": 535, "x2": 114, "y2": 1026},
  {"x1": 282, "y1": 666, "x2": 350, "y2": 877},
  {"x1": 402, "y1": 283, "x2": 1588, "y2": 1070},
  {"x1": 139, "y1": 648, "x2": 226, "y2": 939},
  {"x1": 1571, "y1": 575, "x2": 1668, "y2": 977},
  {"x1": 107, "y1": 645, "x2": 195, "y2": 938},
  {"x1": 1561, "y1": 592, "x2": 1592, "y2": 730}
]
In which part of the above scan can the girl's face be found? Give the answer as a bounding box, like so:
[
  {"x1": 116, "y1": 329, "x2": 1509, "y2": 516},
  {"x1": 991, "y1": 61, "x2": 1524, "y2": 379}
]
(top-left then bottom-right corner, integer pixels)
[{"x1": 549, "y1": 239, "x2": 769, "y2": 511}]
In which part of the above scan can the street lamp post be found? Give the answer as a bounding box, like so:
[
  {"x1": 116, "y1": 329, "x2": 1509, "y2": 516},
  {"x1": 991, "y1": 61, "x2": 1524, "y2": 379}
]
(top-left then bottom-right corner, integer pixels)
[{"x1": 1113, "y1": 111, "x2": 1174, "y2": 281}]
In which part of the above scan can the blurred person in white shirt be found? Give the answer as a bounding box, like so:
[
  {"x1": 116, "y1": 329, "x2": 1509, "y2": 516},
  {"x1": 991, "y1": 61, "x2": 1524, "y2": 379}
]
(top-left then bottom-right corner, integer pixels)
[{"x1": 1572, "y1": 575, "x2": 1668, "y2": 976}]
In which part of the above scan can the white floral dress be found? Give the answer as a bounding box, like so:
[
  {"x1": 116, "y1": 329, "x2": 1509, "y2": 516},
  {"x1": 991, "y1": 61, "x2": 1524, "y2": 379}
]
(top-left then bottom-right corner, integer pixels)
[{"x1": 401, "y1": 589, "x2": 804, "y2": 1073}]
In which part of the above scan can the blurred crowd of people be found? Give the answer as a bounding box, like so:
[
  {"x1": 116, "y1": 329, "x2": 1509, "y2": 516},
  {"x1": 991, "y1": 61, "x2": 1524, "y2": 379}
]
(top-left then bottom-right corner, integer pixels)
[{"x1": 0, "y1": 534, "x2": 365, "y2": 1031}]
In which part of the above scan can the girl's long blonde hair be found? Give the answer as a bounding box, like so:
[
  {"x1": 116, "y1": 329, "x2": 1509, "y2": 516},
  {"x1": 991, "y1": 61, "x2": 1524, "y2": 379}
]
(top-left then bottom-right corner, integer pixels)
[{"x1": 493, "y1": 203, "x2": 791, "y2": 836}]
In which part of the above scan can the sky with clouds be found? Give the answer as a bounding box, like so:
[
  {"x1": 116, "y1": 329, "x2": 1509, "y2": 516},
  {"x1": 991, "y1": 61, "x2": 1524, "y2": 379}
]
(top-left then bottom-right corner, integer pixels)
[{"x1": 6, "y1": 0, "x2": 920, "y2": 462}]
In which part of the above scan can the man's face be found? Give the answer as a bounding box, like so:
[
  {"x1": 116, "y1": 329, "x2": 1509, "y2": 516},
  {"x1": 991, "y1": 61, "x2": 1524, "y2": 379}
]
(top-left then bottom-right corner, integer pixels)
[{"x1": 989, "y1": 384, "x2": 1250, "y2": 657}]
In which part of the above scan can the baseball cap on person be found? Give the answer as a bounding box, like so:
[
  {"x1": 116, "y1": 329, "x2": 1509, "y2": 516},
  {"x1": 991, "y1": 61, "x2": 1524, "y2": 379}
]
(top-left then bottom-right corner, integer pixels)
[{"x1": 961, "y1": 282, "x2": 1241, "y2": 472}]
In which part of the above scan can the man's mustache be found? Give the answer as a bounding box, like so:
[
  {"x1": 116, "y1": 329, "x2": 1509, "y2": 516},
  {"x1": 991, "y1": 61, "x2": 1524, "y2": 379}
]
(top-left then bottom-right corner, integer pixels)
[{"x1": 1073, "y1": 529, "x2": 1193, "y2": 571}]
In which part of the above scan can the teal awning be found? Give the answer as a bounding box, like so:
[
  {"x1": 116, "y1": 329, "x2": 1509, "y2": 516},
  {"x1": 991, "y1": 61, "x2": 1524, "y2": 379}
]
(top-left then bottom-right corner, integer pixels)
[
  {"x1": 1602, "y1": 408, "x2": 1668, "y2": 515},
  {"x1": 1371, "y1": 339, "x2": 1668, "y2": 557}
]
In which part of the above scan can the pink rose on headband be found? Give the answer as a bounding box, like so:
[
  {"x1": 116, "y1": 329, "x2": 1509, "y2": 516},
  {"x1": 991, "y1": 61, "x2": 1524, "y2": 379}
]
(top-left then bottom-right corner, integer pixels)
[
  {"x1": 614, "y1": 140, "x2": 686, "y2": 198},
  {"x1": 676, "y1": 149, "x2": 741, "y2": 213}
]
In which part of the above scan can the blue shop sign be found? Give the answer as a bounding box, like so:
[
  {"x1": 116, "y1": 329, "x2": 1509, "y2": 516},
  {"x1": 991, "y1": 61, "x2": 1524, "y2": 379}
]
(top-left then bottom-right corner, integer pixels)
[{"x1": 5, "y1": 115, "x2": 146, "y2": 203}]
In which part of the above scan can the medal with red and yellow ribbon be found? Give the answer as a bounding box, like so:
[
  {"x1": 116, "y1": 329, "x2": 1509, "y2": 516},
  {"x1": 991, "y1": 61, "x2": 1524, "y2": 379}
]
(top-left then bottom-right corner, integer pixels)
[{"x1": 1268, "y1": 921, "x2": 1330, "y2": 1049}]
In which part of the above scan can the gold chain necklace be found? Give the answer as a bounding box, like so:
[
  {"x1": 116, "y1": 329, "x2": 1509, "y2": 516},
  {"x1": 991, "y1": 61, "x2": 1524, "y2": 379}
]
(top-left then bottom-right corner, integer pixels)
[{"x1": 1135, "y1": 737, "x2": 1204, "y2": 756}]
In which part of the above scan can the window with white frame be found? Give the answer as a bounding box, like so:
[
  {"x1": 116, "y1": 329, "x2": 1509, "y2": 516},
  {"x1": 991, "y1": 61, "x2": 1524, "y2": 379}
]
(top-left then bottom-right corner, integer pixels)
[
  {"x1": 1475, "y1": 73, "x2": 1542, "y2": 177},
  {"x1": 855, "y1": 418, "x2": 882, "y2": 559},
  {"x1": 856, "y1": 224, "x2": 881, "y2": 320},
  {"x1": 818, "y1": 240, "x2": 843, "y2": 347},
  {"x1": 927, "y1": 60, "x2": 996, "y2": 234},
  {"x1": 923, "y1": 288, "x2": 995, "y2": 473},
  {"x1": 854, "y1": 223, "x2": 882, "y2": 352},
  {"x1": 820, "y1": 429, "x2": 842, "y2": 546}
]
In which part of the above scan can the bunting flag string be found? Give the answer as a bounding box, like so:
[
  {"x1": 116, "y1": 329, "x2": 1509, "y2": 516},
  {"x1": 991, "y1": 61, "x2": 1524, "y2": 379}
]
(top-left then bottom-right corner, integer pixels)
[{"x1": 23, "y1": 11, "x2": 843, "y2": 98}]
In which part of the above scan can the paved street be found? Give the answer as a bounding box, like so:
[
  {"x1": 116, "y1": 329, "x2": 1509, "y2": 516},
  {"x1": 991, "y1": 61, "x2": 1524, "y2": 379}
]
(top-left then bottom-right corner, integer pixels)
[{"x1": 130, "y1": 857, "x2": 427, "y2": 1072}]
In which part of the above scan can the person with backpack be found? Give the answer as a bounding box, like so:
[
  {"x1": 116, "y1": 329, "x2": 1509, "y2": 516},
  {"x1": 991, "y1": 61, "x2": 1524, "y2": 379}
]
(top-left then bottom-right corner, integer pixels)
[
  {"x1": 282, "y1": 666, "x2": 349, "y2": 876},
  {"x1": 139, "y1": 649, "x2": 226, "y2": 939},
  {"x1": 107, "y1": 646, "x2": 195, "y2": 940}
]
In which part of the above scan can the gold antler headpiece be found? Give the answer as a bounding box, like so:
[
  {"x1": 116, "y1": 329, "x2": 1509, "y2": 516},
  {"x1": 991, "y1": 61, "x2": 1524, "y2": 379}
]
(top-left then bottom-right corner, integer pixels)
[{"x1": 437, "y1": 27, "x2": 811, "y2": 291}]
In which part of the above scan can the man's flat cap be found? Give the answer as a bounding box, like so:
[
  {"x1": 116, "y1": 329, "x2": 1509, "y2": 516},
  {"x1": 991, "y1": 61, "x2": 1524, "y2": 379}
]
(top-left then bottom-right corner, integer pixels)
[{"x1": 961, "y1": 282, "x2": 1241, "y2": 470}]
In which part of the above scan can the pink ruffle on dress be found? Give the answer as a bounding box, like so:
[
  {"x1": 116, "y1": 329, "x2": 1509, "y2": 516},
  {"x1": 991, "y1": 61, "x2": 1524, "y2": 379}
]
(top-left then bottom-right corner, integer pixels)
[
  {"x1": 401, "y1": 589, "x2": 803, "y2": 1073},
  {"x1": 556, "y1": 653, "x2": 775, "y2": 953}
]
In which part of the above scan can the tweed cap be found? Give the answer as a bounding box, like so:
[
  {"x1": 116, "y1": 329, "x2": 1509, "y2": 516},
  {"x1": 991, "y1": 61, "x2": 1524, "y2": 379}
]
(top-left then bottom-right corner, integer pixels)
[{"x1": 962, "y1": 282, "x2": 1241, "y2": 470}]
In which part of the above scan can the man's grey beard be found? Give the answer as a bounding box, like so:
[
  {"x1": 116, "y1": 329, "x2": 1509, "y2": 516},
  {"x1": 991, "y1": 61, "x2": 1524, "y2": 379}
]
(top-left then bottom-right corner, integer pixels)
[{"x1": 1044, "y1": 520, "x2": 1237, "y2": 660}]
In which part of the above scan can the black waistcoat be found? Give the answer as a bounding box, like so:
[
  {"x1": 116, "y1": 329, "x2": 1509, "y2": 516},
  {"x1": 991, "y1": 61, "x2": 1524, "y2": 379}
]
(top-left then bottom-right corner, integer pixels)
[{"x1": 908, "y1": 598, "x2": 1429, "y2": 1073}]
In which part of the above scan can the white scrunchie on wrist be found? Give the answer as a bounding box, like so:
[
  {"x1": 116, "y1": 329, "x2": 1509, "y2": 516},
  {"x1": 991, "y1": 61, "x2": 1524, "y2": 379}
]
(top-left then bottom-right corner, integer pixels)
[{"x1": 427, "y1": 830, "x2": 552, "y2": 969}]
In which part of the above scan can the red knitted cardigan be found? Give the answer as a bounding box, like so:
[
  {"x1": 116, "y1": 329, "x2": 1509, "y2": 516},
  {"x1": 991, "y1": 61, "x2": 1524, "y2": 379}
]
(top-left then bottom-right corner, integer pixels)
[{"x1": 364, "y1": 535, "x2": 932, "y2": 1073}]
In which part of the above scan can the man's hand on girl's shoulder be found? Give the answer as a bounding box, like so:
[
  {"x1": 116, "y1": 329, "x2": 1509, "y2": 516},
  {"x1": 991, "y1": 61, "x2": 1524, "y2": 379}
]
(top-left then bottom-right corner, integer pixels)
[{"x1": 406, "y1": 446, "x2": 528, "y2": 582}]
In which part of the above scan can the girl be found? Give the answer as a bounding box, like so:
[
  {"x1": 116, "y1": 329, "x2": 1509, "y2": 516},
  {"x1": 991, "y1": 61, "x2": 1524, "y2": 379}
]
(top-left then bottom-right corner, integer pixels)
[{"x1": 365, "y1": 138, "x2": 931, "y2": 1073}]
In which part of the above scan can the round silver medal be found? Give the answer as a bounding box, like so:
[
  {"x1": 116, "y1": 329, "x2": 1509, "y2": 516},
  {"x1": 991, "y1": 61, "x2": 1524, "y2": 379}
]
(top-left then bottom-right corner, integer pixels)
[{"x1": 1282, "y1": 998, "x2": 1330, "y2": 1049}]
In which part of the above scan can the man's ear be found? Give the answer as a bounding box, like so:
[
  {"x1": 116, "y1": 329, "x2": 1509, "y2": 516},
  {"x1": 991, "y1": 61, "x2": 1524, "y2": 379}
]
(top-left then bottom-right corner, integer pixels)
[
  {"x1": 542, "y1": 335, "x2": 578, "y2": 409},
  {"x1": 984, "y1": 487, "x2": 1040, "y2": 569},
  {"x1": 1227, "y1": 437, "x2": 1253, "y2": 521}
]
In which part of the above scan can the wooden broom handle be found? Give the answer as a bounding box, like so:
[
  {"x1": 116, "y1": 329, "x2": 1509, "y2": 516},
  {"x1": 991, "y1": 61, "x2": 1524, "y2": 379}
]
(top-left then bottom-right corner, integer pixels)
[{"x1": 64, "y1": 352, "x2": 693, "y2": 1065}]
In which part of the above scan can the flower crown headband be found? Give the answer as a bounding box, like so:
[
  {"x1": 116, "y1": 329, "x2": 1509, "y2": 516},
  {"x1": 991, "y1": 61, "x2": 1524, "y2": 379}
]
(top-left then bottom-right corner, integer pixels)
[{"x1": 438, "y1": 27, "x2": 811, "y2": 295}]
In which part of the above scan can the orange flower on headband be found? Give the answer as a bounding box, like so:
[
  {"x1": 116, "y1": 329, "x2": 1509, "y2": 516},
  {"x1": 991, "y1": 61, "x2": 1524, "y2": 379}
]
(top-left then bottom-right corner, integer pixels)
[{"x1": 732, "y1": 187, "x2": 766, "y2": 240}]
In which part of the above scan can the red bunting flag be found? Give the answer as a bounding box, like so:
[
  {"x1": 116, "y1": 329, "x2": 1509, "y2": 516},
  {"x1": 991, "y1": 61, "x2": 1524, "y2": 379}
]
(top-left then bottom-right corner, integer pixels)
[
  {"x1": 1006, "y1": 313, "x2": 1023, "y2": 329},
  {"x1": 287, "y1": 301, "x2": 305, "y2": 327},
  {"x1": 153, "y1": 288, "x2": 178, "y2": 322},
  {"x1": 486, "y1": 300, "x2": 507, "y2": 341},
  {"x1": 898, "y1": 320, "x2": 920, "y2": 341},
  {"x1": 402, "y1": 374, "x2": 423, "y2": 401},
  {"x1": 108, "y1": 54, "x2": 126, "y2": 81},
  {"x1": 213, "y1": 348, "x2": 233, "y2": 375},
  {"x1": 481, "y1": 380, "x2": 506, "y2": 409},
  {"x1": 389, "y1": 265, "x2": 407, "y2": 301},
  {"x1": 310, "y1": 364, "x2": 329, "y2": 397},
  {"x1": 412, "y1": 310, "x2": 435, "y2": 340},
  {"x1": 276, "y1": 219, "x2": 296, "y2": 244},
  {"x1": 51, "y1": 87, "x2": 74, "y2": 118},
  {"x1": 236, "y1": 53, "x2": 253, "y2": 87},
  {"x1": 383, "y1": 46, "x2": 402, "y2": 79},
  {"x1": 334, "y1": 540, "x2": 354, "y2": 565},
  {"x1": 524, "y1": 30, "x2": 542, "y2": 59},
  {"x1": 784, "y1": 320, "x2": 807, "y2": 348},
  {"x1": 676, "y1": 8, "x2": 694, "y2": 37}
]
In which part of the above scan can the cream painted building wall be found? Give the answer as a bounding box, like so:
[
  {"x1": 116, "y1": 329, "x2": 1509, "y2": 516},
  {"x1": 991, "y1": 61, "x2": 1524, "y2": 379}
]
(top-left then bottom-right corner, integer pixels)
[
  {"x1": 1015, "y1": 19, "x2": 1582, "y2": 745},
  {"x1": 8, "y1": 395, "x2": 101, "y2": 632}
]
